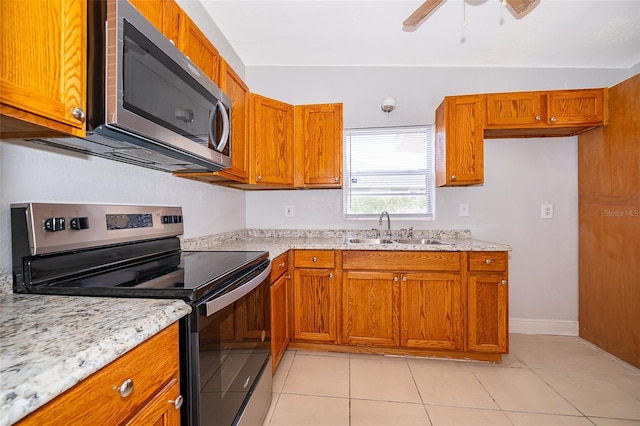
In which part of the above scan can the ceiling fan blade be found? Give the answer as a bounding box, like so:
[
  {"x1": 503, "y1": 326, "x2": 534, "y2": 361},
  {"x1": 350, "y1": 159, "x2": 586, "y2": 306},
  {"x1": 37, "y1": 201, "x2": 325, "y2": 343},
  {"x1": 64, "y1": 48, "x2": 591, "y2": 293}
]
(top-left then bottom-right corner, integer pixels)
[
  {"x1": 504, "y1": 0, "x2": 540, "y2": 19},
  {"x1": 403, "y1": 0, "x2": 446, "y2": 28}
]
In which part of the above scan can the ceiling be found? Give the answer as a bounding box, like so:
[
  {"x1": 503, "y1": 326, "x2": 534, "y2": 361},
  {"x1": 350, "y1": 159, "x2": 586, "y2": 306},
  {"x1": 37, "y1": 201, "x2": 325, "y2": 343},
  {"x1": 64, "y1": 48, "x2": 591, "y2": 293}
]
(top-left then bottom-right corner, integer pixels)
[{"x1": 199, "y1": 0, "x2": 640, "y2": 69}]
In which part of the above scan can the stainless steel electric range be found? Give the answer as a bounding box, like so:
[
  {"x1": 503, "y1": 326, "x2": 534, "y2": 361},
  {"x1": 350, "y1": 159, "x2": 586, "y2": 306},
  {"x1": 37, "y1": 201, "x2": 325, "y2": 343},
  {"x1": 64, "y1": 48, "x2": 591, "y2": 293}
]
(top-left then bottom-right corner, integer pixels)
[{"x1": 11, "y1": 203, "x2": 272, "y2": 426}]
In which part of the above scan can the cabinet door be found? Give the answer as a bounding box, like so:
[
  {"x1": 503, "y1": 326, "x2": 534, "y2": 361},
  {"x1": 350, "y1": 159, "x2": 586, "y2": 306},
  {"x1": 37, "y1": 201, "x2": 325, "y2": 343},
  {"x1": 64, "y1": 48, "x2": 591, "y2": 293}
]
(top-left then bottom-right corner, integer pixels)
[
  {"x1": 178, "y1": 12, "x2": 220, "y2": 85},
  {"x1": 271, "y1": 273, "x2": 290, "y2": 373},
  {"x1": 293, "y1": 268, "x2": 336, "y2": 342},
  {"x1": 486, "y1": 92, "x2": 543, "y2": 126},
  {"x1": 435, "y1": 95, "x2": 485, "y2": 187},
  {"x1": 468, "y1": 274, "x2": 508, "y2": 353},
  {"x1": 400, "y1": 272, "x2": 463, "y2": 350},
  {"x1": 162, "y1": 0, "x2": 181, "y2": 44},
  {"x1": 342, "y1": 271, "x2": 399, "y2": 347},
  {"x1": 125, "y1": 378, "x2": 181, "y2": 426},
  {"x1": 0, "y1": 0, "x2": 86, "y2": 138},
  {"x1": 294, "y1": 103, "x2": 343, "y2": 188},
  {"x1": 216, "y1": 59, "x2": 249, "y2": 182},
  {"x1": 546, "y1": 89, "x2": 607, "y2": 126},
  {"x1": 128, "y1": 0, "x2": 164, "y2": 33},
  {"x1": 250, "y1": 94, "x2": 295, "y2": 186}
]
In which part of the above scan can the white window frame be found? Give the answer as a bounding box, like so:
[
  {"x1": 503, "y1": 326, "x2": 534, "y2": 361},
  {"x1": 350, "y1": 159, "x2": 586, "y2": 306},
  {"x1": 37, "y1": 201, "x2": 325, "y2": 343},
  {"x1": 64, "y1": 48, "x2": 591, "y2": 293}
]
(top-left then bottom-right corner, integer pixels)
[{"x1": 342, "y1": 125, "x2": 435, "y2": 219}]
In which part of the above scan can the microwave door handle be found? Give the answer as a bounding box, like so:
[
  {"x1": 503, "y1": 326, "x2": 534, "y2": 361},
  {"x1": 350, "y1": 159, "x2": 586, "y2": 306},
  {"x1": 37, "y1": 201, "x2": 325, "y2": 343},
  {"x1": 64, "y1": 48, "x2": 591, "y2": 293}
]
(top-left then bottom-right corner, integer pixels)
[{"x1": 209, "y1": 100, "x2": 230, "y2": 152}]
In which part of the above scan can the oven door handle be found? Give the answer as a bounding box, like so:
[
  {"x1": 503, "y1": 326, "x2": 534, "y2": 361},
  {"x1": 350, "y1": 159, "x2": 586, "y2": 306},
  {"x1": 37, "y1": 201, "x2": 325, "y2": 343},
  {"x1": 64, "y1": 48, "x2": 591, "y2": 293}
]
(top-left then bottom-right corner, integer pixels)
[{"x1": 204, "y1": 262, "x2": 272, "y2": 317}]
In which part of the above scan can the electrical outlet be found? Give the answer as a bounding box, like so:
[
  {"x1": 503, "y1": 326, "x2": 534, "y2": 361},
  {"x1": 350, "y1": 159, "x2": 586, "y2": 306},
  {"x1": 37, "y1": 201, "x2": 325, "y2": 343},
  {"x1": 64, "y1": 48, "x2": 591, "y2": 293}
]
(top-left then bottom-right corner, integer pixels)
[
  {"x1": 459, "y1": 203, "x2": 469, "y2": 217},
  {"x1": 285, "y1": 205, "x2": 294, "y2": 217},
  {"x1": 541, "y1": 204, "x2": 553, "y2": 219}
]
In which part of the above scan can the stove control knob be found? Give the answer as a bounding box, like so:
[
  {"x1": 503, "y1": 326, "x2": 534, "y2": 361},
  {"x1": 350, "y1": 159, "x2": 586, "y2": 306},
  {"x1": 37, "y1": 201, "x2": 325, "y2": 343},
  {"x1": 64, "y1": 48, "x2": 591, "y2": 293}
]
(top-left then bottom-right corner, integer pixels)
[
  {"x1": 44, "y1": 217, "x2": 65, "y2": 232},
  {"x1": 162, "y1": 215, "x2": 174, "y2": 224},
  {"x1": 70, "y1": 217, "x2": 89, "y2": 230}
]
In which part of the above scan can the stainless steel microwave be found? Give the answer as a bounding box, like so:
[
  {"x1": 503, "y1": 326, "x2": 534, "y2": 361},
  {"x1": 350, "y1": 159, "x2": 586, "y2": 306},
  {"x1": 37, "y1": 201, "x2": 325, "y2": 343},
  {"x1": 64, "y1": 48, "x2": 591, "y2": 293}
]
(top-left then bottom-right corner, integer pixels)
[{"x1": 36, "y1": 0, "x2": 231, "y2": 173}]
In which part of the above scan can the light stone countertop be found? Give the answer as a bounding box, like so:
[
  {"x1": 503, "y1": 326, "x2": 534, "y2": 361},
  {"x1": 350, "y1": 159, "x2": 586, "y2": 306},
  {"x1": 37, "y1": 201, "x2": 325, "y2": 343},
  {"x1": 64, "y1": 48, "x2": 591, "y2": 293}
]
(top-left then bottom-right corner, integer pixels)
[
  {"x1": 181, "y1": 228, "x2": 511, "y2": 256},
  {"x1": 0, "y1": 279, "x2": 191, "y2": 426}
]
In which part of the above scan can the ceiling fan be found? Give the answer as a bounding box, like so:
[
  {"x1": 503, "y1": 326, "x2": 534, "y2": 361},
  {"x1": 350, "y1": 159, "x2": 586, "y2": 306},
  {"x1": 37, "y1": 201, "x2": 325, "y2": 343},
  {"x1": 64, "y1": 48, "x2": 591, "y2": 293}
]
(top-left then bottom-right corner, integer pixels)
[{"x1": 403, "y1": 0, "x2": 541, "y2": 29}]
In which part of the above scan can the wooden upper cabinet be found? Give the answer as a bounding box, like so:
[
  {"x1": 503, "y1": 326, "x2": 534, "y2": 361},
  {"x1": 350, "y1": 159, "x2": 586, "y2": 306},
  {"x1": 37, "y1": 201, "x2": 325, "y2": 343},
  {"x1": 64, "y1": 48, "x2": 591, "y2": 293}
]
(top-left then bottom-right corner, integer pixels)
[
  {"x1": 435, "y1": 95, "x2": 485, "y2": 187},
  {"x1": 484, "y1": 88, "x2": 608, "y2": 138},
  {"x1": 486, "y1": 92, "x2": 543, "y2": 126},
  {"x1": 178, "y1": 12, "x2": 220, "y2": 85},
  {"x1": 162, "y1": 0, "x2": 181, "y2": 44},
  {"x1": 0, "y1": 0, "x2": 86, "y2": 138},
  {"x1": 215, "y1": 59, "x2": 250, "y2": 182},
  {"x1": 546, "y1": 89, "x2": 607, "y2": 126},
  {"x1": 128, "y1": 0, "x2": 164, "y2": 32},
  {"x1": 294, "y1": 103, "x2": 344, "y2": 188},
  {"x1": 249, "y1": 94, "x2": 295, "y2": 187}
]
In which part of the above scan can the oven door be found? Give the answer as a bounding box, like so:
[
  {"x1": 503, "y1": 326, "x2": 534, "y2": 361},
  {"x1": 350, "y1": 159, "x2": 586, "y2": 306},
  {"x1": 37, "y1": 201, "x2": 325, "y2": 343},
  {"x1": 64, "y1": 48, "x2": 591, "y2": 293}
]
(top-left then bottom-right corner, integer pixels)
[{"x1": 184, "y1": 262, "x2": 272, "y2": 426}]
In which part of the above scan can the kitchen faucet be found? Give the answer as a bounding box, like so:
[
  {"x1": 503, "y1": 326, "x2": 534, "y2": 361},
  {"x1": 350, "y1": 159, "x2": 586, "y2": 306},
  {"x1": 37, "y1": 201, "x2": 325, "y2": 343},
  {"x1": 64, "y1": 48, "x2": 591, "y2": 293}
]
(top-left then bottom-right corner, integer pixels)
[{"x1": 379, "y1": 210, "x2": 392, "y2": 236}]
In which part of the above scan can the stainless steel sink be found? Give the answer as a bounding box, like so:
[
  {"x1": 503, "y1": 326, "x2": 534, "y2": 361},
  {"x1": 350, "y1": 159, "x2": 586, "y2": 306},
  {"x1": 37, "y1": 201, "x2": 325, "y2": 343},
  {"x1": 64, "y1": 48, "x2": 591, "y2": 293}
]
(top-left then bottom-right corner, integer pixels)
[
  {"x1": 345, "y1": 237, "x2": 452, "y2": 245},
  {"x1": 394, "y1": 238, "x2": 451, "y2": 245},
  {"x1": 344, "y1": 238, "x2": 395, "y2": 244}
]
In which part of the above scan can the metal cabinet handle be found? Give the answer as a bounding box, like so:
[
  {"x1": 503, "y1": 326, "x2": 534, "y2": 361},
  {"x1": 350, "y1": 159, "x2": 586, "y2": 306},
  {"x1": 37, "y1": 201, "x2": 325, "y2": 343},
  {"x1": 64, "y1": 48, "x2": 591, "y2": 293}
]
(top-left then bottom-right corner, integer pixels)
[
  {"x1": 169, "y1": 395, "x2": 183, "y2": 410},
  {"x1": 402, "y1": 276, "x2": 407, "y2": 282},
  {"x1": 501, "y1": 280, "x2": 507, "y2": 286},
  {"x1": 279, "y1": 262, "x2": 285, "y2": 268},
  {"x1": 393, "y1": 276, "x2": 399, "y2": 282},
  {"x1": 451, "y1": 175, "x2": 457, "y2": 180},
  {"x1": 72, "y1": 107, "x2": 85, "y2": 122},
  {"x1": 550, "y1": 116, "x2": 557, "y2": 123},
  {"x1": 257, "y1": 175, "x2": 262, "y2": 180},
  {"x1": 312, "y1": 256, "x2": 317, "y2": 262},
  {"x1": 334, "y1": 177, "x2": 339, "y2": 182},
  {"x1": 485, "y1": 259, "x2": 492, "y2": 265},
  {"x1": 285, "y1": 275, "x2": 291, "y2": 280},
  {"x1": 118, "y1": 378, "x2": 134, "y2": 398},
  {"x1": 535, "y1": 115, "x2": 541, "y2": 121},
  {"x1": 329, "y1": 272, "x2": 333, "y2": 278}
]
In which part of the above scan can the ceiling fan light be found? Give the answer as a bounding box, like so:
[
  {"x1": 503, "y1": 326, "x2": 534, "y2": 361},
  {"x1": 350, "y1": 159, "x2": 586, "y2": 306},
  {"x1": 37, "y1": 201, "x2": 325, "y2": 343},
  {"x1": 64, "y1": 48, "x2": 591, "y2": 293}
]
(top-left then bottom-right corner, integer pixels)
[{"x1": 504, "y1": 0, "x2": 540, "y2": 19}]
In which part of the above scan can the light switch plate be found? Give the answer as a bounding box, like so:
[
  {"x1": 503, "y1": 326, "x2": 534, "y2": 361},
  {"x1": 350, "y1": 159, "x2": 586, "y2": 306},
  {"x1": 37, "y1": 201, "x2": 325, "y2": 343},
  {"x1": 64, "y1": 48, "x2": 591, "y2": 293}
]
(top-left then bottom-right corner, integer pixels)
[{"x1": 459, "y1": 203, "x2": 469, "y2": 217}]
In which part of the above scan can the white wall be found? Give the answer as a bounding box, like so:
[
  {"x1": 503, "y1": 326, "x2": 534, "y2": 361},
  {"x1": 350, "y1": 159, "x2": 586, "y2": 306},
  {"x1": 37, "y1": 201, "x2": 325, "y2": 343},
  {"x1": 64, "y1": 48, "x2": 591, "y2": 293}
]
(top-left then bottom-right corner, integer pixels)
[
  {"x1": 0, "y1": 140, "x2": 246, "y2": 270},
  {"x1": 245, "y1": 65, "x2": 630, "y2": 333}
]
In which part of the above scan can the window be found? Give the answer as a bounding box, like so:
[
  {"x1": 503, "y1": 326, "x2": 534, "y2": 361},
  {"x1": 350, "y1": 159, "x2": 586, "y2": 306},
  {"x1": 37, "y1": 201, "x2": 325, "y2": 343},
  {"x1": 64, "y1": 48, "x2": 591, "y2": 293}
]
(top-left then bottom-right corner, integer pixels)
[{"x1": 343, "y1": 126, "x2": 435, "y2": 219}]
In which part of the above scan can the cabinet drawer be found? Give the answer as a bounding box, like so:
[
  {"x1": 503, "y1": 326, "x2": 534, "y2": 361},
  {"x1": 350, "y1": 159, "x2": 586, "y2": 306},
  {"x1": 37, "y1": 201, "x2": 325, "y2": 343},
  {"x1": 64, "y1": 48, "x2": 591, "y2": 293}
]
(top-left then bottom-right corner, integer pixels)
[
  {"x1": 468, "y1": 252, "x2": 508, "y2": 272},
  {"x1": 343, "y1": 251, "x2": 461, "y2": 271},
  {"x1": 271, "y1": 251, "x2": 289, "y2": 282},
  {"x1": 17, "y1": 323, "x2": 180, "y2": 425},
  {"x1": 294, "y1": 250, "x2": 335, "y2": 268}
]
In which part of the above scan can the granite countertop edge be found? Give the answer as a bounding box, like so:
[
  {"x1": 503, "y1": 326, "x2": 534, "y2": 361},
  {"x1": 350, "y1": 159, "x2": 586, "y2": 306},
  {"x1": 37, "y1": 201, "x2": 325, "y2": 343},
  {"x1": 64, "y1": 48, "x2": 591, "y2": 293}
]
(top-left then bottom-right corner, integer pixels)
[{"x1": 0, "y1": 291, "x2": 191, "y2": 426}]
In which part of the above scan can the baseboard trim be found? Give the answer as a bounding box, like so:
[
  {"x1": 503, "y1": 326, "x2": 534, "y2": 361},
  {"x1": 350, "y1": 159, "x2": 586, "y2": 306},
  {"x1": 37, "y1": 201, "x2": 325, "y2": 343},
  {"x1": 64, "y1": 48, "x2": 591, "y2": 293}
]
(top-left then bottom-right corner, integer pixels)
[{"x1": 509, "y1": 318, "x2": 579, "y2": 336}]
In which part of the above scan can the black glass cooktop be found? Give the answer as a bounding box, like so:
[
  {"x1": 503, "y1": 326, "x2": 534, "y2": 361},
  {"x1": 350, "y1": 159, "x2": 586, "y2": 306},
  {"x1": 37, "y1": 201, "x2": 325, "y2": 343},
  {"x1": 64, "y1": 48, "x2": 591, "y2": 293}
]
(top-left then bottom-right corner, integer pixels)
[{"x1": 25, "y1": 250, "x2": 269, "y2": 302}]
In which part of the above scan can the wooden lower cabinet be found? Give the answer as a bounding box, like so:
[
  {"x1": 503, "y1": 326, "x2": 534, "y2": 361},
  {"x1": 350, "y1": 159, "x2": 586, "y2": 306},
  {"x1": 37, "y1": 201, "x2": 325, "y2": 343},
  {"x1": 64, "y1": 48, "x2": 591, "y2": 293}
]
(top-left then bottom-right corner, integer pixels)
[
  {"x1": 17, "y1": 323, "x2": 181, "y2": 425},
  {"x1": 282, "y1": 250, "x2": 508, "y2": 362},
  {"x1": 293, "y1": 268, "x2": 336, "y2": 342},
  {"x1": 400, "y1": 272, "x2": 463, "y2": 351},
  {"x1": 342, "y1": 271, "x2": 399, "y2": 347},
  {"x1": 467, "y1": 252, "x2": 509, "y2": 353},
  {"x1": 126, "y1": 378, "x2": 181, "y2": 426},
  {"x1": 270, "y1": 252, "x2": 291, "y2": 373}
]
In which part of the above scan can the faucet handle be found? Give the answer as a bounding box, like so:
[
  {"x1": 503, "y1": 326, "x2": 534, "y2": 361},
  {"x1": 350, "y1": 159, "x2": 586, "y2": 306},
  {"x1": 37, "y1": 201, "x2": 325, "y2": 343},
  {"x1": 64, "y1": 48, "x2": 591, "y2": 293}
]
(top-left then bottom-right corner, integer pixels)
[
  {"x1": 408, "y1": 226, "x2": 414, "y2": 238},
  {"x1": 371, "y1": 228, "x2": 381, "y2": 238},
  {"x1": 399, "y1": 228, "x2": 407, "y2": 238}
]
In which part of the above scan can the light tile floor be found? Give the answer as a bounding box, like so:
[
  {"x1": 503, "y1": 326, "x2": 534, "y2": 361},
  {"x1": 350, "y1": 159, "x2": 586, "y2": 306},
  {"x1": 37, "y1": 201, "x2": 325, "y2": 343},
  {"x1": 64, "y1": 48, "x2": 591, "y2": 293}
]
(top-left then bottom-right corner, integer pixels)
[{"x1": 263, "y1": 334, "x2": 640, "y2": 426}]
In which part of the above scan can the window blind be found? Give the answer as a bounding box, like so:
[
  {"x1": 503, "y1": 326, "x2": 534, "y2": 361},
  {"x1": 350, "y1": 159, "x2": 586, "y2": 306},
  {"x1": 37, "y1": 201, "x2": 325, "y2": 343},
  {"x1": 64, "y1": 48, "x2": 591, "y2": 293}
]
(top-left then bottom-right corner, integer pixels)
[{"x1": 343, "y1": 126, "x2": 435, "y2": 218}]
